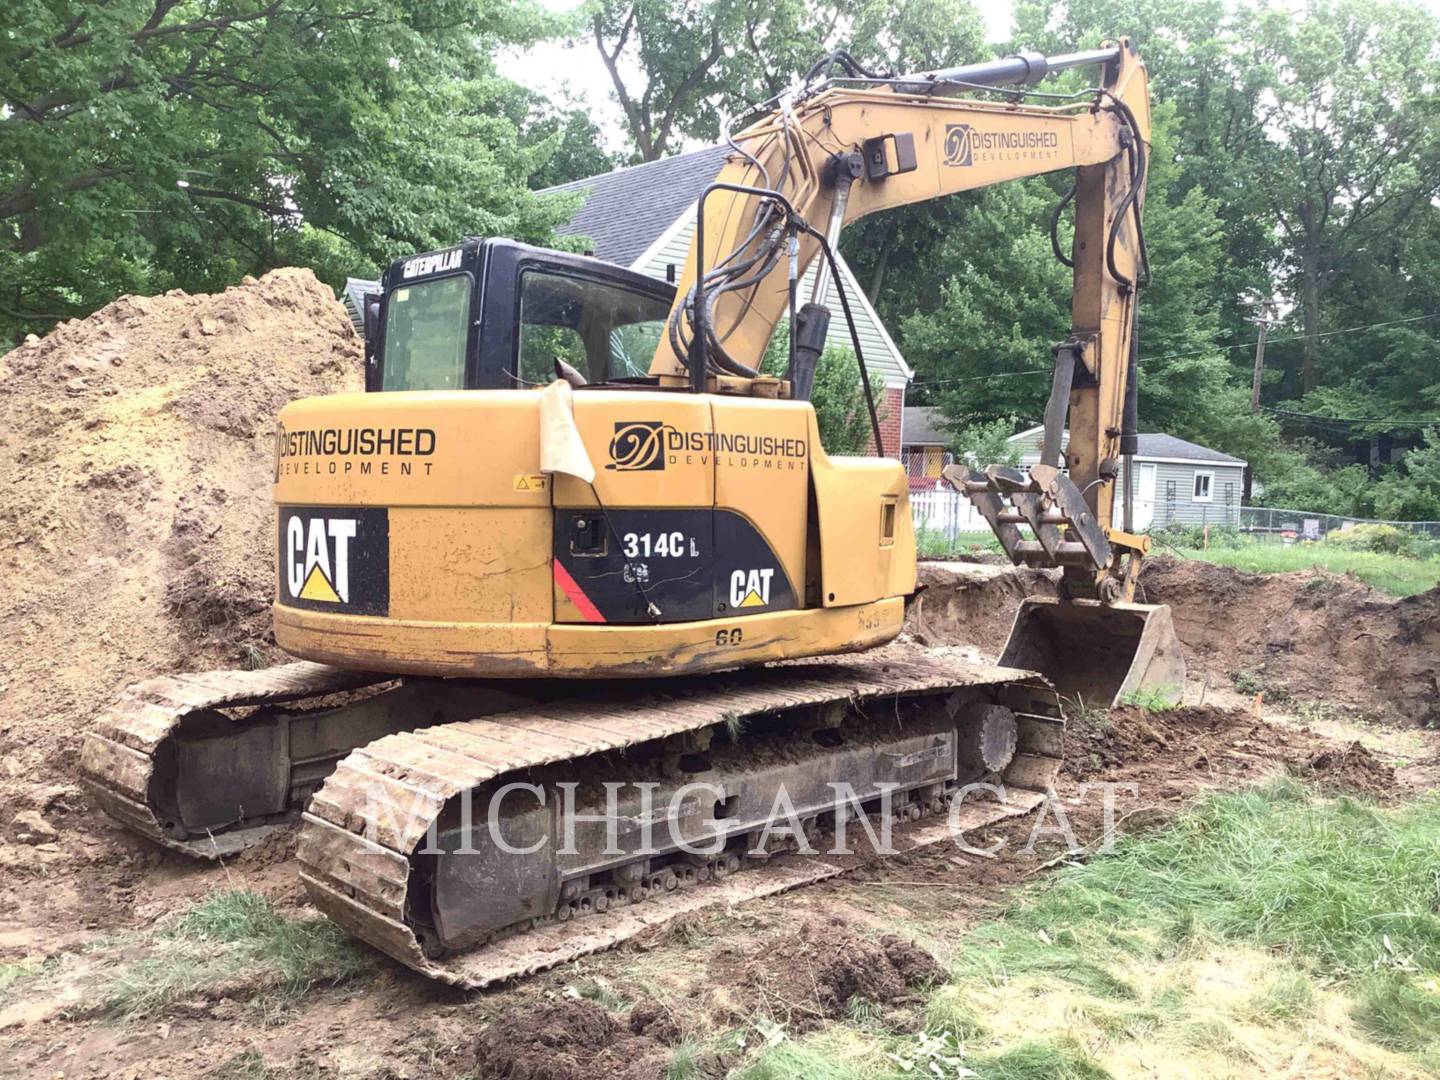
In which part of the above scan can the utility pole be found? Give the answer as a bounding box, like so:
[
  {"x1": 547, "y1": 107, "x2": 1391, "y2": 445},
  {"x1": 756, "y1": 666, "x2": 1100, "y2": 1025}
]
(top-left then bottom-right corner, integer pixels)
[{"x1": 1249, "y1": 316, "x2": 1271, "y2": 413}]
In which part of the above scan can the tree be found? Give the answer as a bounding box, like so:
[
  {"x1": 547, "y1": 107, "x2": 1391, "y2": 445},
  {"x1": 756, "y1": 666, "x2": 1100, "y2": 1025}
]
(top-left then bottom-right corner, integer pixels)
[
  {"x1": 1237, "y1": 0, "x2": 1440, "y2": 394},
  {"x1": 892, "y1": 105, "x2": 1275, "y2": 463},
  {"x1": 0, "y1": 0, "x2": 575, "y2": 342},
  {"x1": 587, "y1": 0, "x2": 987, "y2": 162}
]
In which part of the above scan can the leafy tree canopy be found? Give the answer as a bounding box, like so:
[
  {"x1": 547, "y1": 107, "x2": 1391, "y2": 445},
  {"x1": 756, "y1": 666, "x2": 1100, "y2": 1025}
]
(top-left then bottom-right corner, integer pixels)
[{"x1": 0, "y1": 0, "x2": 580, "y2": 342}]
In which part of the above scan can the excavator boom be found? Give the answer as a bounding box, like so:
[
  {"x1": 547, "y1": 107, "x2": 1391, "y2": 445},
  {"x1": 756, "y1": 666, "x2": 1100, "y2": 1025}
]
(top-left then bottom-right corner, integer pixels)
[{"x1": 648, "y1": 38, "x2": 1182, "y2": 705}]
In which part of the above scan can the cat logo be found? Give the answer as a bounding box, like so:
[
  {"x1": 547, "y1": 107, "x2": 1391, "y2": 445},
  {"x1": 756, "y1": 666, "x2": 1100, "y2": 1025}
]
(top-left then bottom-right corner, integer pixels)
[
  {"x1": 287, "y1": 517, "x2": 354, "y2": 603},
  {"x1": 279, "y1": 507, "x2": 389, "y2": 615},
  {"x1": 729, "y1": 568, "x2": 775, "y2": 609}
]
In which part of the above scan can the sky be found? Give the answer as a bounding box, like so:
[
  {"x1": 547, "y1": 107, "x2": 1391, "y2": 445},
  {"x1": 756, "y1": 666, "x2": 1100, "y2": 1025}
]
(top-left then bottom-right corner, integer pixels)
[
  {"x1": 497, "y1": 0, "x2": 1020, "y2": 154},
  {"x1": 499, "y1": 0, "x2": 1440, "y2": 156}
]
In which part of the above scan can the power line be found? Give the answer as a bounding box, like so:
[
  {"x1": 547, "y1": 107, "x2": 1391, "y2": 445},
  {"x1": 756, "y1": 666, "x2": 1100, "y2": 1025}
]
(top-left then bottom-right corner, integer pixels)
[
  {"x1": 1139, "y1": 310, "x2": 1440, "y2": 364},
  {"x1": 1264, "y1": 407, "x2": 1440, "y2": 429},
  {"x1": 913, "y1": 369, "x2": 1050, "y2": 388},
  {"x1": 910, "y1": 310, "x2": 1440, "y2": 390}
]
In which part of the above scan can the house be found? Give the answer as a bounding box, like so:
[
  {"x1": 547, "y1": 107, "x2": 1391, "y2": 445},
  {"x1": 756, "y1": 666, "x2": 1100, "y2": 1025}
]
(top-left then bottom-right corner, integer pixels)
[
  {"x1": 899, "y1": 405, "x2": 954, "y2": 487},
  {"x1": 903, "y1": 408, "x2": 1247, "y2": 530},
  {"x1": 337, "y1": 150, "x2": 916, "y2": 456},
  {"x1": 1009, "y1": 425, "x2": 1247, "y2": 528},
  {"x1": 544, "y1": 146, "x2": 913, "y2": 456}
]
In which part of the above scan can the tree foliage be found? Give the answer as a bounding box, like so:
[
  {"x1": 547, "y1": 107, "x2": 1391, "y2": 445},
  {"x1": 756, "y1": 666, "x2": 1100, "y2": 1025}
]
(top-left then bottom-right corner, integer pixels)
[
  {"x1": 0, "y1": 0, "x2": 577, "y2": 342},
  {"x1": 586, "y1": 0, "x2": 985, "y2": 161}
]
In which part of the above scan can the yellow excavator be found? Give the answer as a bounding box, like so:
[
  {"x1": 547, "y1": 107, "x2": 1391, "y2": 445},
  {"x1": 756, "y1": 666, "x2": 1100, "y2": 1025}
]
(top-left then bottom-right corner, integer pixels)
[{"x1": 82, "y1": 39, "x2": 1183, "y2": 987}]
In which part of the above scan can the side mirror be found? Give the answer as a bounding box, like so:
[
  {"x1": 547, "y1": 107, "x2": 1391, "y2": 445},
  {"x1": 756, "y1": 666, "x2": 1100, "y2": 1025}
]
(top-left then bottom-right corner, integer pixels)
[{"x1": 363, "y1": 292, "x2": 382, "y2": 391}]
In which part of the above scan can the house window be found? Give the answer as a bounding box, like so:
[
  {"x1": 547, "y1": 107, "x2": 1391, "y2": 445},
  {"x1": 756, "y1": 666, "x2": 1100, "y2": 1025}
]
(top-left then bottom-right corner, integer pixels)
[{"x1": 1192, "y1": 470, "x2": 1214, "y2": 502}]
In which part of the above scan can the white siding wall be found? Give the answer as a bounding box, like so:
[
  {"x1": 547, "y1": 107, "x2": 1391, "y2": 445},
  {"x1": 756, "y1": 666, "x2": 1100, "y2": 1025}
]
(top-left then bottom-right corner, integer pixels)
[
  {"x1": 635, "y1": 218, "x2": 911, "y2": 389},
  {"x1": 1150, "y1": 463, "x2": 1244, "y2": 526},
  {"x1": 1013, "y1": 429, "x2": 1244, "y2": 527}
]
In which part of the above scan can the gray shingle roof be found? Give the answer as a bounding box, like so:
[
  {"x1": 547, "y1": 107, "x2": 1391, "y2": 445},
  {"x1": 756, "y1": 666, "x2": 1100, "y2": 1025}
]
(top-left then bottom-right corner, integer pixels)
[
  {"x1": 542, "y1": 145, "x2": 733, "y2": 267},
  {"x1": 1132, "y1": 433, "x2": 1245, "y2": 465},
  {"x1": 342, "y1": 277, "x2": 379, "y2": 334},
  {"x1": 904, "y1": 416, "x2": 1247, "y2": 466},
  {"x1": 903, "y1": 406, "x2": 952, "y2": 447}
]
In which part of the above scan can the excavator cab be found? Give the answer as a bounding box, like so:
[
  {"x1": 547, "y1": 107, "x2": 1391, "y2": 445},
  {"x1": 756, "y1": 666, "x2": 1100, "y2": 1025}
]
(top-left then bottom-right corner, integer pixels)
[{"x1": 360, "y1": 238, "x2": 675, "y2": 394}]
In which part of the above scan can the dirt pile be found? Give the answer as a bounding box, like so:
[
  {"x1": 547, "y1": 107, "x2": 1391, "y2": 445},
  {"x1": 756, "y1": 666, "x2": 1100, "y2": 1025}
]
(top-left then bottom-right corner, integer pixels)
[
  {"x1": 730, "y1": 918, "x2": 947, "y2": 1031},
  {"x1": 0, "y1": 270, "x2": 361, "y2": 787},
  {"x1": 909, "y1": 561, "x2": 1059, "y2": 649},
  {"x1": 912, "y1": 558, "x2": 1440, "y2": 725},
  {"x1": 1139, "y1": 557, "x2": 1440, "y2": 725},
  {"x1": 473, "y1": 998, "x2": 681, "y2": 1080},
  {"x1": 1301, "y1": 740, "x2": 1399, "y2": 796}
]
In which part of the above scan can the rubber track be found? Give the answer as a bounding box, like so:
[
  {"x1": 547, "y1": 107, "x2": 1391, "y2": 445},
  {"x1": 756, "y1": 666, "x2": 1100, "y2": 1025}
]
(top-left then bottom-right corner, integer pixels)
[
  {"x1": 297, "y1": 652, "x2": 1063, "y2": 987},
  {"x1": 80, "y1": 662, "x2": 389, "y2": 858}
]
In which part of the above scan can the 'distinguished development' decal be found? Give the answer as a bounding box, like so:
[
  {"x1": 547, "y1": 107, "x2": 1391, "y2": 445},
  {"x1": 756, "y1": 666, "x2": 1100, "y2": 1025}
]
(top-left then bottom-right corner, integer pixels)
[
  {"x1": 278, "y1": 507, "x2": 389, "y2": 615},
  {"x1": 605, "y1": 421, "x2": 808, "y2": 473}
]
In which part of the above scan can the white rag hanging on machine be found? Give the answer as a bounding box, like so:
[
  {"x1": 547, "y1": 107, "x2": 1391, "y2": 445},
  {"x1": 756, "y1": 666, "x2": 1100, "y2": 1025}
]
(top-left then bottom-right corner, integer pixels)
[{"x1": 538, "y1": 379, "x2": 596, "y2": 485}]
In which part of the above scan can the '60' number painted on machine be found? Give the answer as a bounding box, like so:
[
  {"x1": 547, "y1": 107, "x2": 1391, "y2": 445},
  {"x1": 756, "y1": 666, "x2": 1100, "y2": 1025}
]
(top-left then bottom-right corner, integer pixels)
[{"x1": 621, "y1": 531, "x2": 699, "y2": 558}]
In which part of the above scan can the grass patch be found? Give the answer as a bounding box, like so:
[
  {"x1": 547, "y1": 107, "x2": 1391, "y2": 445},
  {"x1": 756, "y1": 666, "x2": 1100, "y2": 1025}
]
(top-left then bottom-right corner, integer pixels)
[
  {"x1": 664, "y1": 1039, "x2": 704, "y2": 1080},
  {"x1": 732, "y1": 1027, "x2": 893, "y2": 1080},
  {"x1": 916, "y1": 529, "x2": 1003, "y2": 559},
  {"x1": 1175, "y1": 542, "x2": 1440, "y2": 596},
  {"x1": 1352, "y1": 972, "x2": 1440, "y2": 1052},
  {"x1": 105, "y1": 890, "x2": 370, "y2": 1019},
  {"x1": 1242, "y1": 966, "x2": 1316, "y2": 1023},
  {"x1": 725, "y1": 781, "x2": 1440, "y2": 1078},
  {"x1": 1025, "y1": 779, "x2": 1440, "y2": 977},
  {"x1": 0, "y1": 961, "x2": 39, "y2": 995},
  {"x1": 1118, "y1": 685, "x2": 1179, "y2": 712},
  {"x1": 964, "y1": 1038, "x2": 1113, "y2": 1079},
  {"x1": 565, "y1": 974, "x2": 627, "y2": 1011}
]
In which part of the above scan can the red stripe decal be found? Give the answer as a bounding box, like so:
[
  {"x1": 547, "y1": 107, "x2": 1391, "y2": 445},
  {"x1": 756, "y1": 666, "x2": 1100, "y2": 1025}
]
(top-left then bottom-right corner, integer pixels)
[{"x1": 553, "y1": 560, "x2": 606, "y2": 624}]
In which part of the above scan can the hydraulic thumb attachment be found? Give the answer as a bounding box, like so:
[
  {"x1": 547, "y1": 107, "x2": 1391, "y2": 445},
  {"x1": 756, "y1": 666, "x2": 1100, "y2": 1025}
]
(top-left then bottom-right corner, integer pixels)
[{"x1": 944, "y1": 455, "x2": 1186, "y2": 709}]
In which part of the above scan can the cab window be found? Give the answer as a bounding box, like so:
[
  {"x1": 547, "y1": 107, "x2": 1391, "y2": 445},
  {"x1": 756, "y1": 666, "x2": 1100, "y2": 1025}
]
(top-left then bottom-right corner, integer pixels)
[
  {"x1": 381, "y1": 274, "x2": 470, "y2": 390},
  {"x1": 516, "y1": 270, "x2": 669, "y2": 386}
]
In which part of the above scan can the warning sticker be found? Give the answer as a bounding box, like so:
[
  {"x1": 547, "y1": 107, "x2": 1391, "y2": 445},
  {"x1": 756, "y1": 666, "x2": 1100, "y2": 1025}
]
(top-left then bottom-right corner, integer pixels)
[
  {"x1": 513, "y1": 474, "x2": 549, "y2": 493},
  {"x1": 278, "y1": 507, "x2": 389, "y2": 615}
]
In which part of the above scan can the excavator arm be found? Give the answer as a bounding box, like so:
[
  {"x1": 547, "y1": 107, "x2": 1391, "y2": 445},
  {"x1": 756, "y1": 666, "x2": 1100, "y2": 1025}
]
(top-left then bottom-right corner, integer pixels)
[{"x1": 654, "y1": 39, "x2": 1184, "y2": 705}]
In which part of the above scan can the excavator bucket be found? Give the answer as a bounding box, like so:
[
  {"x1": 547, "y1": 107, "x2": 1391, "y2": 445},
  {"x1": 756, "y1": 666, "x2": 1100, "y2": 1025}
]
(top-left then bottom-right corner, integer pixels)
[{"x1": 998, "y1": 596, "x2": 1186, "y2": 709}]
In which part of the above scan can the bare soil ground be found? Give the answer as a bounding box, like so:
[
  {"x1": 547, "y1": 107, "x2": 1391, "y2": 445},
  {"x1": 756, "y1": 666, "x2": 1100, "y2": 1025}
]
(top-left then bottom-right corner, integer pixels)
[
  {"x1": 913, "y1": 557, "x2": 1440, "y2": 726},
  {"x1": 1, "y1": 280, "x2": 1437, "y2": 1078}
]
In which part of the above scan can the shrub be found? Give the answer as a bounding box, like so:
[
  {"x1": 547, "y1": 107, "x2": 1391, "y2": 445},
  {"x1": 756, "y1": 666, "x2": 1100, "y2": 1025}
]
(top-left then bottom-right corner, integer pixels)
[
  {"x1": 1154, "y1": 523, "x2": 1243, "y2": 549},
  {"x1": 1326, "y1": 523, "x2": 1417, "y2": 556}
]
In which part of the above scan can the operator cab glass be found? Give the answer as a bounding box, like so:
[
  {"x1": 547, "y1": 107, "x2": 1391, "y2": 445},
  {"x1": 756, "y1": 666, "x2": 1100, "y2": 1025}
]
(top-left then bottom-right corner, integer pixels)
[
  {"x1": 381, "y1": 274, "x2": 471, "y2": 390},
  {"x1": 370, "y1": 239, "x2": 674, "y2": 392},
  {"x1": 516, "y1": 270, "x2": 670, "y2": 386}
]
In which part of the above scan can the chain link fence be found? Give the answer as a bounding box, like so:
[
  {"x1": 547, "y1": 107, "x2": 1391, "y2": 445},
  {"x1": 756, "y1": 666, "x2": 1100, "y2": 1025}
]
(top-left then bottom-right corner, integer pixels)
[
  {"x1": 903, "y1": 449, "x2": 1440, "y2": 547},
  {"x1": 1239, "y1": 507, "x2": 1440, "y2": 542}
]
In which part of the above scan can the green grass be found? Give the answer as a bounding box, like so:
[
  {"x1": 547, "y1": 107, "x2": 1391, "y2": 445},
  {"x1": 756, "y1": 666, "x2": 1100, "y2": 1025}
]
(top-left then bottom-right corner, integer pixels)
[
  {"x1": 916, "y1": 528, "x2": 1002, "y2": 559},
  {"x1": 964, "y1": 1039, "x2": 1114, "y2": 1079},
  {"x1": 0, "y1": 962, "x2": 35, "y2": 994},
  {"x1": 104, "y1": 890, "x2": 370, "y2": 1019},
  {"x1": 1352, "y1": 972, "x2": 1440, "y2": 1052},
  {"x1": 1173, "y1": 542, "x2": 1440, "y2": 596},
  {"x1": 1016, "y1": 778, "x2": 1440, "y2": 976},
  {"x1": 730, "y1": 781, "x2": 1440, "y2": 1077},
  {"x1": 1118, "y1": 685, "x2": 1180, "y2": 711}
]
